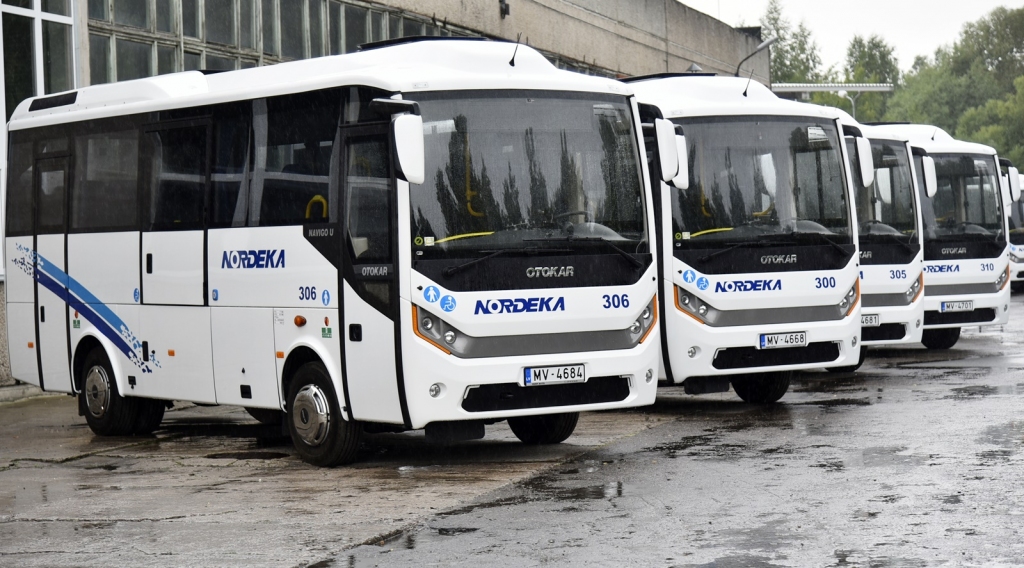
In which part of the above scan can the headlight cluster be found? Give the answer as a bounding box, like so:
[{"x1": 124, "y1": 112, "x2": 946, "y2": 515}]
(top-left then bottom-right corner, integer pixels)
[
  {"x1": 675, "y1": 287, "x2": 719, "y2": 325},
  {"x1": 1010, "y1": 252, "x2": 1024, "y2": 263},
  {"x1": 905, "y1": 274, "x2": 923, "y2": 302},
  {"x1": 996, "y1": 266, "x2": 1010, "y2": 290},
  {"x1": 414, "y1": 305, "x2": 466, "y2": 355},
  {"x1": 630, "y1": 297, "x2": 659, "y2": 344},
  {"x1": 838, "y1": 281, "x2": 859, "y2": 315}
]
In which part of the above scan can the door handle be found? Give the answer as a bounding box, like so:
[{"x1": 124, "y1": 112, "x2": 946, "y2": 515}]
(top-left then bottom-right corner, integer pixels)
[
  {"x1": 142, "y1": 341, "x2": 149, "y2": 362},
  {"x1": 349, "y1": 324, "x2": 362, "y2": 342},
  {"x1": 39, "y1": 306, "x2": 45, "y2": 322},
  {"x1": 146, "y1": 253, "x2": 153, "y2": 274}
]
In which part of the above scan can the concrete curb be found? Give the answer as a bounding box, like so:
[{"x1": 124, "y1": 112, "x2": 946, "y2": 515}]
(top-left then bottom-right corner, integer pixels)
[{"x1": 0, "y1": 384, "x2": 60, "y2": 404}]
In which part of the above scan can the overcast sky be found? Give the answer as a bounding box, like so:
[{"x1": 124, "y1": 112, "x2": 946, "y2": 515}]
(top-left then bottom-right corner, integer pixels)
[{"x1": 682, "y1": 0, "x2": 1015, "y2": 72}]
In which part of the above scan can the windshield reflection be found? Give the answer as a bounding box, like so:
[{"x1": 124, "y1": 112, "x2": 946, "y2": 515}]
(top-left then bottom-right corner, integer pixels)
[
  {"x1": 409, "y1": 91, "x2": 647, "y2": 258},
  {"x1": 919, "y1": 154, "x2": 1004, "y2": 240},
  {"x1": 846, "y1": 138, "x2": 918, "y2": 244},
  {"x1": 671, "y1": 116, "x2": 851, "y2": 249}
]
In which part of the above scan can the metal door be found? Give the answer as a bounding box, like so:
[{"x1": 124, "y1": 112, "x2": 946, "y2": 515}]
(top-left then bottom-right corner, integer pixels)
[{"x1": 33, "y1": 155, "x2": 73, "y2": 393}]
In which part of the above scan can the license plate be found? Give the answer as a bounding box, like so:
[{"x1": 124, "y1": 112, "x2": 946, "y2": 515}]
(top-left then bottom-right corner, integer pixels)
[
  {"x1": 861, "y1": 314, "x2": 880, "y2": 327},
  {"x1": 524, "y1": 364, "x2": 586, "y2": 386},
  {"x1": 759, "y1": 332, "x2": 807, "y2": 350},
  {"x1": 940, "y1": 301, "x2": 973, "y2": 313}
]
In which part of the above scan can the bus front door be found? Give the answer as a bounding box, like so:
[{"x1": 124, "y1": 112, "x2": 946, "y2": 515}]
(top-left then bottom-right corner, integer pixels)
[
  {"x1": 34, "y1": 155, "x2": 73, "y2": 393},
  {"x1": 341, "y1": 126, "x2": 405, "y2": 425}
]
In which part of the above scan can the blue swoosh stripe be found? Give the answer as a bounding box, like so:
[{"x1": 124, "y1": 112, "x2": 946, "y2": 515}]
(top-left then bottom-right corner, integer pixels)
[{"x1": 34, "y1": 252, "x2": 133, "y2": 340}]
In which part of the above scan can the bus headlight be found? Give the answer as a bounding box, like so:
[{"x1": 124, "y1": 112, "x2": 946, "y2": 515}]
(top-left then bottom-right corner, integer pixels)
[
  {"x1": 674, "y1": 287, "x2": 720, "y2": 325},
  {"x1": 838, "y1": 281, "x2": 859, "y2": 316},
  {"x1": 1010, "y1": 252, "x2": 1024, "y2": 263},
  {"x1": 629, "y1": 297, "x2": 659, "y2": 345},
  {"x1": 996, "y1": 266, "x2": 1009, "y2": 290}
]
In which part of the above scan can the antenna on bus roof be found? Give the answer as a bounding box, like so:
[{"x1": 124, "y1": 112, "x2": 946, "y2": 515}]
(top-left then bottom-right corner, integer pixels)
[
  {"x1": 742, "y1": 68, "x2": 754, "y2": 97},
  {"x1": 509, "y1": 32, "x2": 522, "y2": 67}
]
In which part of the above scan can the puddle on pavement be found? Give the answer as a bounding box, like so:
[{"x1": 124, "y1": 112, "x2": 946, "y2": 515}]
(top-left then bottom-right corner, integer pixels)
[
  {"x1": 940, "y1": 494, "x2": 963, "y2": 505},
  {"x1": 860, "y1": 446, "x2": 928, "y2": 467},
  {"x1": 977, "y1": 421, "x2": 1024, "y2": 449},
  {"x1": 204, "y1": 451, "x2": 290, "y2": 460},
  {"x1": 793, "y1": 398, "x2": 872, "y2": 407},
  {"x1": 812, "y1": 458, "x2": 845, "y2": 472},
  {"x1": 436, "y1": 527, "x2": 479, "y2": 536},
  {"x1": 946, "y1": 384, "x2": 1021, "y2": 399},
  {"x1": 792, "y1": 375, "x2": 870, "y2": 394}
]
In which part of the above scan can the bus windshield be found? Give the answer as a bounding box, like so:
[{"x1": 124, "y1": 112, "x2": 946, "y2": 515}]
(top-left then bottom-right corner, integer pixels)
[
  {"x1": 409, "y1": 90, "x2": 647, "y2": 258},
  {"x1": 848, "y1": 138, "x2": 918, "y2": 245},
  {"x1": 670, "y1": 116, "x2": 852, "y2": 249},
  {"x1": 1008, "y1": 193, "x2": 1024, "y2": 245},
  {"x1": 922, "y1": 154, "x2": 1004, "y2": 240}
]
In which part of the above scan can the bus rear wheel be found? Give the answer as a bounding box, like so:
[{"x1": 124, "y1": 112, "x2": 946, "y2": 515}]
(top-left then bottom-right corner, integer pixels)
[
  {"x1": 731, "y1": 371, "x2": 791, "y2": 404},
  {"x1": 80, "y1": 347, "x2": 138, "y2": 436},
  {"x1": 286, "y1": 362, "x2": 360, "y2": 467},
  {"x1": 132, "y1": 399, "x2": 165, "y2": 435},
  {"x1": 508, "y1": 412, "x2": 579, "y2": 445},
  {"x1": 922, "y1": 327, "x2": 960, "y2": 350}
]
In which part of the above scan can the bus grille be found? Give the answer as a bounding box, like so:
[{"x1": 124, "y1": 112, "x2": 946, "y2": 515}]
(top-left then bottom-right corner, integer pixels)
[
  {"x1": 461, "y1": 376, "x2": 630, "y2": 412},
  {"x1": 862, "y1": 323, "x2": 906, "y2": 342},
  {"x1": 924, "y1": 309, "x2": 996, "y2": 326},
  {"x1": 711, "y1": 342, "x2": 840, "y2": 370}
]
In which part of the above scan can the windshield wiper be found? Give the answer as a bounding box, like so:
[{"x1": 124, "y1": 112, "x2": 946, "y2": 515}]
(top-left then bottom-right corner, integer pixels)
[
  {"x1": 442, "y1": 247, "x2": 572, "y2": 278},
  {"x1": 524, "y1": 236, "x2": 644, "y2": 270},
  {"x1": 861, "y1": 233, "x2": 918, "y2": 254},
  {"x1": 697, "y1": 241, "x2": 752, "y2": 263},
  {"x1": 786, "y1": 231, "x2": 851, "y2": 256}
]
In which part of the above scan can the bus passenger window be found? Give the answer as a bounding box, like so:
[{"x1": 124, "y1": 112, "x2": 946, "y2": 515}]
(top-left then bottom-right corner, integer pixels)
[
  {"x1": 345, "y1": 138, "x2": 390, "y2": 261},
  {"x1": 210, "y1": 104, "x2": 251, "y2": 228},
  {"x1": 71, "y1": 129, "x2": 139, "y2": 232},
  {"x1": 5, "y1": 138, "x2": 33, "y2": 237},
  {"x1": 145, "y1": 126, "x2": 207, "y2": 231}
]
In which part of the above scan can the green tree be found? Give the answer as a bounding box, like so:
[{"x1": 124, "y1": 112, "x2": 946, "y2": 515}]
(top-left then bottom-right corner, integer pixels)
[
  {"x1": 760, "y1": 0, "x2": 824, "y2": 82},
  {"x1": 956, "y1": 75, "x2": 1024, "y2": 167},
  {"x1": 836, "y1": 35, "x2": 900, "y2": 122}
]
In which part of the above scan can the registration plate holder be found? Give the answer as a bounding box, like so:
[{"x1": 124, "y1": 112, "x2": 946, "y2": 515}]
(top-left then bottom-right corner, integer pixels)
[
  {"x1": 940, "y1": 301, "x2": 973, "y2": 313},
  {"x1": 524, "y1": 364, "x2": 586, "y2": 386},
  {"x1": 861, "y1": 314, "x2": 880, "y2": 327},
  {"x1": 758, "y1": 331, "x2": 807, "y2": 350}
]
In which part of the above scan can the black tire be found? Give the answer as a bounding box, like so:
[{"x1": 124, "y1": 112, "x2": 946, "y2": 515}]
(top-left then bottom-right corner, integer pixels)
[
  {"x1": 246, "y1": 407, "x2": 284, "y2": 426},
  {"x1": 286, "y1": 362, "x2": 360, "y2": 467},
  {"x1": 132, "y1": 399, "x2": 166, "y2": 435},
  {"x1": 507, "y1": 412, "x2": 579, "y2": 445},
  {"x1": 826, "y1": 347, "x2": 867, "y2": 374},
  {"x1": 921, "y1": 327, "x2": 961, "y2": 350},
  {"x1": 731, "y1": 371, "x2": 792, "y2": 404},
  {"x1": 79, "y1": 347, "x2": 139, "y2": 436}
]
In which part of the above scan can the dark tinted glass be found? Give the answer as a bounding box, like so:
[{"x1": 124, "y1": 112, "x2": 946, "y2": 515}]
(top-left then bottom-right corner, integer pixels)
[
  {"x1": 252, "y1": 90, "x2": 341, "y2": 226},
  {"x1": 345, "y1": 137, "x2": 390, "y2": 261},
  {"x1": 89, "y1": 34, "x2": 110, "y2": 85},
  {"x1": 72, "y1": 127, "x2": 139, "y2": 232},
  {"x1": 6, "y1": 136, "x2": 34, "y2": 236},
  {"x1": 210, "y1": 105, "x2": 251, "y2": 228},
  {"x1": 280, "y1": 0, "x2": 303, "y2": 59},
  {"x1": 145, "y1": 126, "x2": 208, "y2": 231},
  {"x1": 36, "y1": 158, "x2": 67, "y2": 234}
]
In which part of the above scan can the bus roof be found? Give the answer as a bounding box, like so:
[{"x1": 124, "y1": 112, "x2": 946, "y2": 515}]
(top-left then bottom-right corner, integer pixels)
[
  {"x1": 626, "y1": 75, "x2": 842, "y2": 121},
  {"x1": 868, "y1": 123, "x2": 997, "y2": 156},
  {"x1": 9, "y1": 38, "x2": 633, "y2": 131}
]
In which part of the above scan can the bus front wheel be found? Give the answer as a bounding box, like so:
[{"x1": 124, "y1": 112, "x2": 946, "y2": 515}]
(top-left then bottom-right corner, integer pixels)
[
  {"x1": 731, "y1": 371, "x2": 791, "y2": 404},
  {"x1": 826, "y1": 348, "x2": 867, "y2": 374},
  {"x1": 922, "y1": 327, "x2": 960, "y2": 350},
  {"x1": 286, "y1": 362, "x2": 360, "y2": 467},
  {"x1": 508, "y1": 412, "x2": 579, "y2": 445},
  {"x1": 80, "y1": 347, "x2": 139, "y2": 436}
]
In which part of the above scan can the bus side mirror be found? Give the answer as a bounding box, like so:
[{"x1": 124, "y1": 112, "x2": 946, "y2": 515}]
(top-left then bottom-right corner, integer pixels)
[
  {"x1": 856, "y1": 137, "x2": 874, "y2": 189},
  {"x1": 654, "y1": 118, "x2": 679, "y2": 183},
  {"x1": 1009, "y1": 167, "x2": 1021, "y2": 202},
  {"x1": 922, "y1": 156, "x2": 938, "y2": 198},
  {"x1": 672, "y1": 134, "x2": 689, "y2": 190},
  {"x1": 393, "y1": 114, "x2": 425, "y2": 185}
]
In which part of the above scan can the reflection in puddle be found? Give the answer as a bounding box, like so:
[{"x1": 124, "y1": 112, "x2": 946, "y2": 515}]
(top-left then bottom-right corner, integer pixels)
[{"x1": 204, "y1": 451, "x2": 289, "y2": 460}]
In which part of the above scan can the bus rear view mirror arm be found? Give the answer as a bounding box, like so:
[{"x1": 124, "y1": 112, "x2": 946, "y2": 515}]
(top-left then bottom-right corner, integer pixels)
[
  {"x1": 654, "y1": 118, "x2": 679, "y2": 184},
  {"x1": 856, "y1": 136, "x2": 874, "y2": 189},
  {"x1": 922, "y1": 156, "x2": 938, "y2": 199},
  {"x1": 393, "y1": 114, "x2": 425, "y2": 185}
]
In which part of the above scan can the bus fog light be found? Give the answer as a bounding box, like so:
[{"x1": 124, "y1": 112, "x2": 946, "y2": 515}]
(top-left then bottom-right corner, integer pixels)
[
  {"x1": 429, "y1": 383, "x2": 443, "y2": 398},
  {"x1": 688, "y1": 346, "x2": 700, "y2": 358},
  {"x1": 698, "y1": 305, "x2": 708, "y2": 316},
  {"x1": 852, "y1": 336, "x2": 858, "y2": 347},
  {"x1": 444, "y1": 330, "x2": 456, "y2": 344},
  {"x1": 680, "y1": 295, "x2": 690, "y2": 306},
  {"x1": 916, "y1": 319, "x2": 921, "y2": 328},
  {"x1": 630, "y1": 320, "x2": 642, "y2": 334},
  {"x1": 645, "y1": 369, "x2": 654, "y2": 383},
  {"x1": 422, "y1": 317, "x2": 434, "y2": 330}
]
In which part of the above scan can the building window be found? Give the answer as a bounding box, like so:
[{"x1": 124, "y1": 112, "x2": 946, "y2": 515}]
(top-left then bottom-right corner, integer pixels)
[
  {"x1": 3, "y1": 12, "x2": 35, "y2": 121},
  {"x1": 116, "y1": 38, "x2": 152, "y2": 80},
  {"x1": 42, "y1": 20, "x2": 73, "y2": 94},
  {"x1": 240, "y1": 0, "x2": 255, "y2": 49},
  {"x1": 343, "y1": 5, "x2": 366, "y2": 54},
  {"x1": 114, "y1": 0, "x2": 150, "y2": 30},
  {"x1": 206, "y1": 0, "x2": 235, "y2": 46},
  {"x1": 184, "y1": 51, "x2": 202, "y2": 71},
  {"x1": 42, "y1": 0, "x2": 70, "y2": 16},
  {"x1": 262, "y1": 0, "x2": 277, "y2": 56},
  {"x1": 156, "y1": 1, "x2": 173, "y2": 33},
  {"x1": 206, "y1": 54, "x2": 236, "y2": 71},
  {"x1": 88, "y1": 0, "x2": 108, "y2": 20},
  {"x1": 157, "y1": 44, "x2": 177, "y2": 75},
  {"x1": 90, "y1": 34, "x2": 110, "y2": 85},
  {"x1": 182, "y1": 0, "x2": 199, "y2": 38},
  {"x1": 279, "y1": 0, "x2": 303, "y2": 59}
]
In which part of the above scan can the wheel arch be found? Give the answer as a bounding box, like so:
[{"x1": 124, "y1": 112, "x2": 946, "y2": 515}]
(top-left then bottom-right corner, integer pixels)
[
  {"x1": 72, "y1": 333, "x2": 126, "y2": 394},
  {"x1": 279, "y1": 342, "x2": 348, "y2": 420}
]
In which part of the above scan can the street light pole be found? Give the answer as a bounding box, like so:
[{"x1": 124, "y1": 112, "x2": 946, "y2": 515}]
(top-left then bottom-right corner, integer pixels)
[
  {"x1": 836, "y1": 89, "x2": 861, "y2": 119},
  {"x1": 734, "y1": 36, "x2": 778, "y2": 77}
]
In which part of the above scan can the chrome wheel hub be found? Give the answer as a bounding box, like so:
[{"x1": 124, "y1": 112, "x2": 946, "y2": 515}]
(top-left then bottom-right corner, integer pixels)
[
  {"x1": 292, "y1": 384, "x2": 331, "y2": 447},
  {"x1": 84, "y1": 365, "x2": 110, "y2": 418}
]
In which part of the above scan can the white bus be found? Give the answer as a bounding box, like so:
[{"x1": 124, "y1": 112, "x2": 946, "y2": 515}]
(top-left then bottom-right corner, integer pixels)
[
  {"x1": 4, "y1": 38, "x2": 674, "y2": 466},
  {"x1": 870, "y1": 124, "x2": 1016, "y2": 348},
  {"x1": 626, "y1": 75, "x2": 864, "y2": 403},
  {"x1": 839, "y1": 119, "x2": 933, "y2": 358},
  {"x1": 1005, "y1": 170, "x2": 1024, "y2": 292}
]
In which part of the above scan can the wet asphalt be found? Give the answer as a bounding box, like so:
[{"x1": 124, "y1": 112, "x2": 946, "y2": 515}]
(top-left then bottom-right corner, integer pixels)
[{"x1": 2, "y1": 296, "x2": 1024, "y2": 567}]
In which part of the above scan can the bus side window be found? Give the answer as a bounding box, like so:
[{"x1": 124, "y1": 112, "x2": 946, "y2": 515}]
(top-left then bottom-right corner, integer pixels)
[
  {"x1": 209, "y1": 103, "x2": 251, "y2": 228},
  {"x1": 144, "y1": 126, "x2": 207, "y2": 231},
  {"x1": 6, "y1": 136, "x2": 33, "y2": 237},
  {"x1": 71, "y1": 127, "x2": 139, "y2": 232},
  {"x1": 250, "y1": 90, "x2": 342, "y2": 227},
  {"x1": 345, "y1": 138, "x2": 391, "y2": 261}
]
